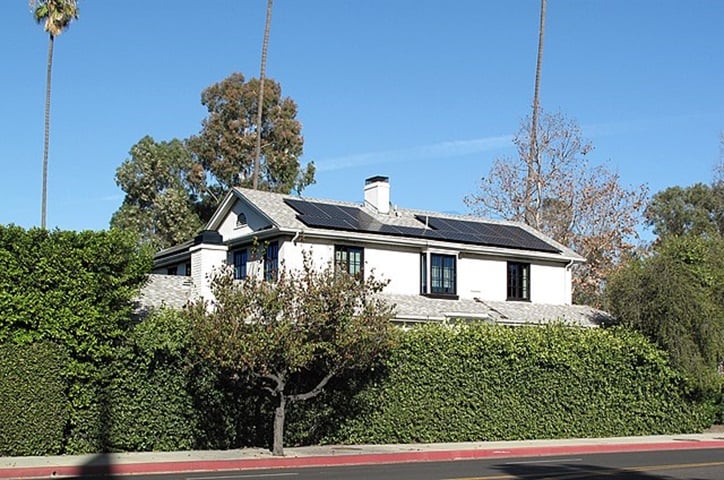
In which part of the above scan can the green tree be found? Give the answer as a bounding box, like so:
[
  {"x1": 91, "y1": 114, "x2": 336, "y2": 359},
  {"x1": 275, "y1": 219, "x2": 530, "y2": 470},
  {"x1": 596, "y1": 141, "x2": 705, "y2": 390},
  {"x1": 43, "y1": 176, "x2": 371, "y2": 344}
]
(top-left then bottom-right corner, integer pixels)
[
  {"x1": 188, "y1": 72, "x2": 315, "y2": 201},
  {"x1": 605, "y1": 234, "x2": 724, "y2": 394},
  {"x1": 30, "y1": 0, "x2": 79, "y2": 229},
  {"x1": 466, "y1": 112, "x2": 648, "y2": 306},
  {"x1": 645, "y1": 182, "x2": 724, "y2": 240},
  {"x1": 188, "y1": 253, "x2": 395, "y2": 456},
  {"x1": 111, "y1": 136, "x2": 203, "y2": 250}
]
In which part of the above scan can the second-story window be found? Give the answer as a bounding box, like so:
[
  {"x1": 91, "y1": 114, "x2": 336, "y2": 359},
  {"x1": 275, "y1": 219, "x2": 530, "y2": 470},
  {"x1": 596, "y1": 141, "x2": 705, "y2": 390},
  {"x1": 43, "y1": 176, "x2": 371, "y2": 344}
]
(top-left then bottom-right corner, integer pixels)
[
  {"x1": 430, "y1": 253, "x2": 456, "y2": 295},
  {"x1": 264, "y1": 242, "x2": 279, "y2": 282},
  {"x1": 507, "y1": 262, "x2": 530, "y2": 301},
  {"x1": 233, "y1": 249, "x2": 248, "y2": 280},
  {"x1": 335, "y1": 246, "x2": 363, "y2": 277}
]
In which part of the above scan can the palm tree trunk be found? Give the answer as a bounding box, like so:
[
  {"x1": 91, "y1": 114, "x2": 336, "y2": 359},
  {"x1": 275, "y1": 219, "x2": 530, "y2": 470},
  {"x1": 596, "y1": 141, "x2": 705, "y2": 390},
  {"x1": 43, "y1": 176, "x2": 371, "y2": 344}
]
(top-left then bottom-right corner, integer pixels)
[
  {"x1": 252, "y1": 0, "x2": 274, "y2": 190},
  {"x1": 525, "y1": 0, "x2": 546, "y2": 229},
  {"x1": 41, "y1": 34, "x2": 54, "y2": 229}
]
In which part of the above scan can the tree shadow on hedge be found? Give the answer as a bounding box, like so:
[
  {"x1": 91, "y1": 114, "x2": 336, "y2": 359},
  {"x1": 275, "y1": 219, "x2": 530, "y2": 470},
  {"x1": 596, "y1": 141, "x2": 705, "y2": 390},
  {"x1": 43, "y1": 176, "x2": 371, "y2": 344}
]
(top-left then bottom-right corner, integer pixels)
[{"x1": 74, "y1": 388, "x2": 115, "y2": 479}]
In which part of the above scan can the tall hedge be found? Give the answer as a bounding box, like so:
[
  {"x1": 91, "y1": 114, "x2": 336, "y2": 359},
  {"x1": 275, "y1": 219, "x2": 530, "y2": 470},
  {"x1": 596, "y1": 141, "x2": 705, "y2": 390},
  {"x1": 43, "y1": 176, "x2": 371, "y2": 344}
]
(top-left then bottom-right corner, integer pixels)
[
  {"x1": 0, "y1": 341, "x2": 69, "y2": 456},
  {"x1": 332, "y1": 324, "x2": 709, "y2": 444},
  {"x1": 0, "y1": 226, "x2": 151, "y2": 453}
]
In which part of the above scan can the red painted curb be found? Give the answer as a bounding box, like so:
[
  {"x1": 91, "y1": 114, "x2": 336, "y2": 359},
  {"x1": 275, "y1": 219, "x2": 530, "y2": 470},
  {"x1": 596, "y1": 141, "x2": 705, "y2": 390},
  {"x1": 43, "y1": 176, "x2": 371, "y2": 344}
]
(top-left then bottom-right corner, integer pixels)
[{"x1": 2, "y1": 441, "x2": 724, "y2": 479}]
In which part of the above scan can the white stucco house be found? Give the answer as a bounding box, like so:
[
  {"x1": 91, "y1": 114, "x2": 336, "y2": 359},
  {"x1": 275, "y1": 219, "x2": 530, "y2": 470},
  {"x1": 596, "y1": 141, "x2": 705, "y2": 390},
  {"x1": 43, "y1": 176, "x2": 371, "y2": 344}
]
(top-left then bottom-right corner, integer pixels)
[{"x1": 138, "y1": 176, "x2": 610, "y2": 327}]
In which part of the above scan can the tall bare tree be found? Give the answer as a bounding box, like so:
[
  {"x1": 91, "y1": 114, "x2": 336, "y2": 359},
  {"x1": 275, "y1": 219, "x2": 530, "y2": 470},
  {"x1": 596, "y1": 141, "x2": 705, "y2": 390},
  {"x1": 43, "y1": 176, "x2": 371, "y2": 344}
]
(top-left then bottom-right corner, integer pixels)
[
  {"x1": 466, "y1": 112, "x2": 648, "y2": 306},
  {"x1": 252, "y1": 0, "x2": 274, "y2": 190},
  {"x1": 30, "y1": 0, "x2": 79, "y2": 229},
  {"x1": 525, "y1": 0, "x2": 547, "y2": 229}
]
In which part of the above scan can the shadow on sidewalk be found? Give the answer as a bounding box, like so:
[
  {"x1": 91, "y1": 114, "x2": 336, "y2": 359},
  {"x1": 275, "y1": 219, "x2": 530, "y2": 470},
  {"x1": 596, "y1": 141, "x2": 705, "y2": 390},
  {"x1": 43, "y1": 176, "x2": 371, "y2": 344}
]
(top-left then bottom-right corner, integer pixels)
[
  {"x1": 494, "y1": 461, "x2": 681, "y2": 480},
  {"x1": 74, "y1": 453, "x2": 115, "y2": 479}
]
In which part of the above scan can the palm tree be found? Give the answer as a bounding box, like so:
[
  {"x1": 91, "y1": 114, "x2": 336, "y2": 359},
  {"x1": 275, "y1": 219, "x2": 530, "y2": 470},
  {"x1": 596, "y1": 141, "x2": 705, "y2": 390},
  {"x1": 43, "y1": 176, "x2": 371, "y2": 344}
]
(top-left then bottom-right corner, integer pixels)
[
  {"x1": 30, "y1": 0, "x2": 79, "y2": 229},
  {"x1": 252, "y1": 0, "x2": 274, "y2": 190},
  {"x1": 525, "y1": 0, "x2": 546, "y2": 229}
]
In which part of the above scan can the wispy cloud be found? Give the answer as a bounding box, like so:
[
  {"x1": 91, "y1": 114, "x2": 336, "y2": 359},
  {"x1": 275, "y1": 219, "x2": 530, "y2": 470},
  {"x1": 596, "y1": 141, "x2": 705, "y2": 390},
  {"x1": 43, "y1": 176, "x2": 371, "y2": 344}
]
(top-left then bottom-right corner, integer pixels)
[{"x1": 316, "y1": 135, "x2": 513, "y2": 172}]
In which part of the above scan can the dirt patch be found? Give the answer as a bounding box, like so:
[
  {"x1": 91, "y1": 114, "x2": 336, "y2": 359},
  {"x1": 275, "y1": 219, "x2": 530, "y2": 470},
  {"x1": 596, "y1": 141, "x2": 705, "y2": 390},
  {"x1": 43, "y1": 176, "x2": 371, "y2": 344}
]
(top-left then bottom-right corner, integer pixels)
[{"x1": 704, "y1": 424, "x2": 724, "y2": 433}]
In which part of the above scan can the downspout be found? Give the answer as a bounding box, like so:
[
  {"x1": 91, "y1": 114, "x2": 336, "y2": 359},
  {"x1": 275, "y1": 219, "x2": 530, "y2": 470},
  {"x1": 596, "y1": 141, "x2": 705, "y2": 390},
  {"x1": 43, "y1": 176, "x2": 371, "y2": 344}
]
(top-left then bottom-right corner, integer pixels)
[
  {"x1": 291, "y1": 230, "x2": 302, "y2": 246},
  {"x1": 564, "y1": 259, "x2": 575, "y2": 304}
]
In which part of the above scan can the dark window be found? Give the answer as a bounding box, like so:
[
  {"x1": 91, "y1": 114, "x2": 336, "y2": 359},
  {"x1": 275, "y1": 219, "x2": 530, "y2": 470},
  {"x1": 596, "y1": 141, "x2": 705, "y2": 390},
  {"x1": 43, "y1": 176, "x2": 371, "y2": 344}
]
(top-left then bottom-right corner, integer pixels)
[
  {"x1": 264, "y1": 242, "x2": 279, "y2": 281},
  {"x1": 184, "y1": 261, "x2": 191, "y2": 276},
  {"x1": 236, "y1": 212, "x2": 247, "y2": 228},
  {"x1": 233, "y1": 250, "x2": 248, "y2": 280},
  {"x1": 167, "y1": 266, "x2": 177, "y2": 276},
  {"x1": 507, "y1": 262, "x2": 530, "y2": 301},
  {"x1": 420, "y1": 253, "x2": 427, "y2": 294},
  {"x1": 430, "y1": 254, "x2": 456, "y2": 295},
  {"x1": 335, "y1": 246, "x2": 363, "y2": 277}
]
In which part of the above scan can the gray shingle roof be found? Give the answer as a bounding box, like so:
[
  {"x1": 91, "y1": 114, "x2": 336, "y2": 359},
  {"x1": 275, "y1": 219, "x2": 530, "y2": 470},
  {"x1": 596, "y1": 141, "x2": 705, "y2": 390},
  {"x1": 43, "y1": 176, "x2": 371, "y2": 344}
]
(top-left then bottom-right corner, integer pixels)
[
  {"x1": 135, "y1": 274, "x2": 610, "y2": 327},
  {"x1": 233, "y1": 188, "x2": 582, "y2": 261},
  {"x1": 135, "y1": 274, "x2": 193, "y2": 313},
  {"x1": 381, "y1": 293, "x2": 611, "y2": 327}
]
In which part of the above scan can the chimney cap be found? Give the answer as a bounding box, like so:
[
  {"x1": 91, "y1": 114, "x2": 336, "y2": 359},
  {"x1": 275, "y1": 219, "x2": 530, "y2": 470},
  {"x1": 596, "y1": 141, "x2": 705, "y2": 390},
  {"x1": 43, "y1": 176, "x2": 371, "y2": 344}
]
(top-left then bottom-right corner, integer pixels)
[{"x1": 365, "y1": 175, "x2": 389, "y2": 185}]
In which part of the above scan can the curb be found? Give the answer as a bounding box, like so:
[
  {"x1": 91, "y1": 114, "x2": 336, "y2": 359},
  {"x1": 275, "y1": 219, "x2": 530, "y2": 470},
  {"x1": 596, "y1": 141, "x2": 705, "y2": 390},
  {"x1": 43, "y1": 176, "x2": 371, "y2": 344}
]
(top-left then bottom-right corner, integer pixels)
[{"x1": 2, "y1": 440, "x2": 724, "y2": 479}]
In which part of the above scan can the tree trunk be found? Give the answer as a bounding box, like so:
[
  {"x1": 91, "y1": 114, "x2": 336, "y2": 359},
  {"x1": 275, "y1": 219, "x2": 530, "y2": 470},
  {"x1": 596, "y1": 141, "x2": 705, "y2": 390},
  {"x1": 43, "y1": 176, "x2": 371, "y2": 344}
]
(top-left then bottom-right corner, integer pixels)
[
  {"x1": 252, "y1": 0, "x2": 274, "y2": 190},
  {"x1": 41, "y1": 34, "x2": 54, "y2": 229},
  {"x1": 272, "y1": 392, "x2": 286, "y2": 456},
  {"x1": 525, "y1": 0, "x2": 546, "y2": 229}
]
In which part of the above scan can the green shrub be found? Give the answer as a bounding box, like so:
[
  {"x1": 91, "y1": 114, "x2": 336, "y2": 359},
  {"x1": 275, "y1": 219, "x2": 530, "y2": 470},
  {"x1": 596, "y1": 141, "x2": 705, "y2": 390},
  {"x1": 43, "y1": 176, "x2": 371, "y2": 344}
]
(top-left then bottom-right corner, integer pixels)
[
  {"x1": 0, "y1": 341, "x2": 69, "y2": 455},
  {"x1": 332, "y1": 324, "x2": 709, "y2": 444},
  {"x1": 0, "y1": 226, "x2": 151, "y2": 454}
]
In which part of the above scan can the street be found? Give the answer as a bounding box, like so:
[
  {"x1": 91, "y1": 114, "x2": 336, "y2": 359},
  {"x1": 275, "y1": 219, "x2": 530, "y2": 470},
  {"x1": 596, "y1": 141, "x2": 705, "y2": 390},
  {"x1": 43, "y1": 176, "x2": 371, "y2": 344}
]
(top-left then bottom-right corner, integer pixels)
[{"x1": 76, "y1": 447, "x2": 724, "y2": 480}]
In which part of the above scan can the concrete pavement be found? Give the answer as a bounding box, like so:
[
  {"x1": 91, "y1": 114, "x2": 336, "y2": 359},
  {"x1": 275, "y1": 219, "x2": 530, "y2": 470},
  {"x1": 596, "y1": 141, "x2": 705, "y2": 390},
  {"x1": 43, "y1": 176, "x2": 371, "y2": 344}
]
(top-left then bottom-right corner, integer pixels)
[{"x1": 2, "y1": 433, "x2": 724, "y2": 478}]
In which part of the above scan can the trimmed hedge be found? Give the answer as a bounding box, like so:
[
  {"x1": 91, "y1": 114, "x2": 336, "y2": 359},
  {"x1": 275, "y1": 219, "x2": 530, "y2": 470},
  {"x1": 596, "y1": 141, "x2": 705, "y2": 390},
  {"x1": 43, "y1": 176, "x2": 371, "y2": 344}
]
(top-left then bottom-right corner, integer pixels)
[
  {"x1": 331, "y1": 323, "x2": 710, "y2": 444},
  {"x1": 0, "y1": 341, "x2": 69, "y2": 456}
]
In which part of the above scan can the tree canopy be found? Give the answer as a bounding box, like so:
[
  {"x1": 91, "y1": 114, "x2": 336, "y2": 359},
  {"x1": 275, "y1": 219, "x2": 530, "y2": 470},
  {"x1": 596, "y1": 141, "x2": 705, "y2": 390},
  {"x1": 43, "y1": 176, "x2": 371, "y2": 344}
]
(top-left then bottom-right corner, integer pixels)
[
  {"x1": 112, "y1": 73, "x2": 315, "y2": 249},
  {"x1": 188, "y1": 253, "x2": 396, "y2": 455},
  {"x1": 188, "y1": 72, "x2": 315, "y2": 199},
  {"x1": 605, "y1": 234, "x2": 724, "y2": 395},
  {"x1": 466, "y1": 112, "x2": 647, "y2": 306},
  {"x1": 645, "y1": 182, "x2": 724, "y2": 240},
  {"x1": 111, "y1": 136, "x2": 204, "y2": 250}
]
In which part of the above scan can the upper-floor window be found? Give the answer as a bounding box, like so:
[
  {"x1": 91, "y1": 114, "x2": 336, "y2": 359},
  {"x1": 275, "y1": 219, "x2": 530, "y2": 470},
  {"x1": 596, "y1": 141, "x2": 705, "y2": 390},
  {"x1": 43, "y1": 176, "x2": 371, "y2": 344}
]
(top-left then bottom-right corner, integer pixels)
[
  {"x1": 184, "y1": 261, "x2": 191, "y2": 276},
  {"x1": 235, "y1": 212, "x2": 247, "y2": 228},
  {"x1": 167, "y1": 266, "x2": 177, "y2": 276},
  {"x1": 335, "y1": 246, "x2": 363, "y2": 277},
  {"x1": 507, "y1": 262, "x2": 530, "y2": 301},
  {"x1": 233, "y1": 249, "x2": 248, "y2": 280},
  {"x1": 264, "y1": 242, "x2": 279, "y2": 282},
  {"x1": 420, "y1": 252, "x2": 457, "y2": 297},
  {"x1": 431, "y1": 254, "x2": 456, "y2": 295}
]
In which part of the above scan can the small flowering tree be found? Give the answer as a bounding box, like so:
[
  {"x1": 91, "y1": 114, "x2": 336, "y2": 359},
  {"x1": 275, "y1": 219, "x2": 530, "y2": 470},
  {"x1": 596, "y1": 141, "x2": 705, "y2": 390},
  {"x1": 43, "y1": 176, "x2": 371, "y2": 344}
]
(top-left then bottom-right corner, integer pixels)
[{"x1": 188, "y1": 252, "x2": 396, "y2": 456}]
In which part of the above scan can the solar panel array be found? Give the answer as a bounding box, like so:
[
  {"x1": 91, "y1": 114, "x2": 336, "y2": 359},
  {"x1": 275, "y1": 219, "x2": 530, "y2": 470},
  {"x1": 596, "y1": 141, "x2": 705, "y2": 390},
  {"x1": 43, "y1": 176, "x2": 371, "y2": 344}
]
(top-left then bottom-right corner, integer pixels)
[{"x1": 283, "y1": 198, "x2": 560, "y2": 253}]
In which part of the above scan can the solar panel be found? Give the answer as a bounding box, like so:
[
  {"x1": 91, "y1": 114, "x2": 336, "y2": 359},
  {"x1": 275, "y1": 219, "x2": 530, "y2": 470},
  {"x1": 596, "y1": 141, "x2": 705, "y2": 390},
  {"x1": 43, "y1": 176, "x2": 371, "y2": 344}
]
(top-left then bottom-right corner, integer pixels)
[
  {"x1": 415, "y1": 215, "x2": 560, "y2": 253},
  {"x1": 284, "y1": 199, "x2": 560, "y2": 253}
]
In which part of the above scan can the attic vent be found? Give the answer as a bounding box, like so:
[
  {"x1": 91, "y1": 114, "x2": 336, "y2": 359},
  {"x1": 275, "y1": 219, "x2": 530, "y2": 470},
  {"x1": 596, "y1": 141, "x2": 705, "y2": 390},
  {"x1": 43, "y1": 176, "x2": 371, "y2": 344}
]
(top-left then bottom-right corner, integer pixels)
[{"x1": 236, "y1": 212, "x2": 247, "y2": 228}]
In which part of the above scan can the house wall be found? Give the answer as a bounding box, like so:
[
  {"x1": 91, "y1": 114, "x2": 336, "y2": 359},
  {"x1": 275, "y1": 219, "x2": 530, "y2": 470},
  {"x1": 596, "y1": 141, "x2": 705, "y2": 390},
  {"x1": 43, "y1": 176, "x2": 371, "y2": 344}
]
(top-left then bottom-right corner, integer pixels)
[
  {"x1": 217, "y1": 200, "x2": 272, "y2": 243},
  {"x1": 278, "y1": 238, "x2": 572, "y2": 305},
  {"x1": 458, "y1": 256, "x2": 507, "y2": 301}
]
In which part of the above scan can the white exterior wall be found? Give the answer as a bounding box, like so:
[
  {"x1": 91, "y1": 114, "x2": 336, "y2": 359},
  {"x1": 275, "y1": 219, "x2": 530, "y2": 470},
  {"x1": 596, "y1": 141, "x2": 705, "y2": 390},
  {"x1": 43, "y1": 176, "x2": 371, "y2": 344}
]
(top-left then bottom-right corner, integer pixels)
[
  {"x1": 530, "y1": 263, "x2": 572, "y2": 305},
  {"x1": 217, "y1": 200, "x2": 271, "y2": 242},
  {"x1": 458, "y1": 256, "x2": 507, "y2": 301},
  {"x1": 277, "y1": 239, "x2": 572, "y2": 305},
  {"x1": 190, "y1": 243, "x2": 228, "y2": 301},
  {"x1": 364, "y1": 247, "x2": 420, "y2": 295}
]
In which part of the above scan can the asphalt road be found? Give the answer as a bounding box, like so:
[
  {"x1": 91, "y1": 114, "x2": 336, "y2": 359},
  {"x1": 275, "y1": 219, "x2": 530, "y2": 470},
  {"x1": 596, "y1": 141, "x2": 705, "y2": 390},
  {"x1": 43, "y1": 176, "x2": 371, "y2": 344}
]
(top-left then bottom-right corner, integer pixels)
[{"x1": 71, "y1": 448, "x2": 724, "y2": 480}]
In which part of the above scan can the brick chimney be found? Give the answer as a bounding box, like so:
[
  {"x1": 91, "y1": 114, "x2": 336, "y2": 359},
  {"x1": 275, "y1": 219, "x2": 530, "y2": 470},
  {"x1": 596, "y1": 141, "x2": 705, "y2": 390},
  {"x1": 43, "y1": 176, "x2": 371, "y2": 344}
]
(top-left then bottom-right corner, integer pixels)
[{"x1": 364, "y1": 176, "x2": 390, "y2": 214}]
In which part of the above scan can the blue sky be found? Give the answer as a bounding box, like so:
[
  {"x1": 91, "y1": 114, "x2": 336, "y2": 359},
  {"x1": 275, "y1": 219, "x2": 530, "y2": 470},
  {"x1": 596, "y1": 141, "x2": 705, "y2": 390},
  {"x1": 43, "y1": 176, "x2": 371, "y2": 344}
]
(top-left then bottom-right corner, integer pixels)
[{"x1": 2, "y1": 1, "x2": 722, "y2": 231}]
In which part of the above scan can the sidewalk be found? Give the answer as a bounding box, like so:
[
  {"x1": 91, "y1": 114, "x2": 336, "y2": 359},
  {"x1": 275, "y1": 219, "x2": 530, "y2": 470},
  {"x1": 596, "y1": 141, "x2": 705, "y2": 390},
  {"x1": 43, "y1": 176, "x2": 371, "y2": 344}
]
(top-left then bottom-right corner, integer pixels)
[{"x1": 2, "y1": 433, "x2": 723, "y2": 479}]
